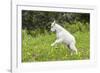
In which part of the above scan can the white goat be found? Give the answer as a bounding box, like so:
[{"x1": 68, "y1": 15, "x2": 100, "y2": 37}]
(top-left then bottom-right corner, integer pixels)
[{"x1": 51, "y1": 20, "x2": 78, "y2": 55}]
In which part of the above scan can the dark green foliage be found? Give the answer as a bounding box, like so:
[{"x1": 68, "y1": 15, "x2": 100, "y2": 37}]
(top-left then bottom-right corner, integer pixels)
[{"x1": 22, "y1": 10, "x2": 90, "y2": 34}]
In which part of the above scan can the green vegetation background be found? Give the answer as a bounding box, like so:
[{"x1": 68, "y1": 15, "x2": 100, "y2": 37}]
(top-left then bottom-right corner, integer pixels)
[{"x1": 22, "y1": 10, "x2": 90, "y2": 62}]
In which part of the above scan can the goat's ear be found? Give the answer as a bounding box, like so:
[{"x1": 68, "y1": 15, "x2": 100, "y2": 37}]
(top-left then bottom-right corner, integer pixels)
[
  {"x1": 54, "y1": 20, "x2": 56, "y2": 23},
  {"x1": 53, "y1": 20, "x2": 56, "y2": 26}
]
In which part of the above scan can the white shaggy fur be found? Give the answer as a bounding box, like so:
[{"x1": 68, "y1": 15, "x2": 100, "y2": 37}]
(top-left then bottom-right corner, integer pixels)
[{"x1": 51, "y1": 20, "x2": 78, "y2": 55}]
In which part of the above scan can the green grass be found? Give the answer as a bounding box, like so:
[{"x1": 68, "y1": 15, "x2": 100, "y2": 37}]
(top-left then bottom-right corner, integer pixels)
[{"x1": 22, "y1": 30, "x2": 90, "y2": 62}]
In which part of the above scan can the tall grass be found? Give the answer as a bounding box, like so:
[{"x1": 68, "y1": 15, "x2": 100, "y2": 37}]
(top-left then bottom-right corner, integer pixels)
[{"x1": 22, "y1": 29, "x2": 90, "y2": 62}]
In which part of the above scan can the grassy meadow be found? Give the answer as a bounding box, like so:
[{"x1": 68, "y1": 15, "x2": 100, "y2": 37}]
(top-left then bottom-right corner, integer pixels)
[
  {"x1": 22, "y1": 11, "x2": 90, "y2": 62},
  {"x1": 22, "y1": 29, "x2": 90, "y2": 62}
]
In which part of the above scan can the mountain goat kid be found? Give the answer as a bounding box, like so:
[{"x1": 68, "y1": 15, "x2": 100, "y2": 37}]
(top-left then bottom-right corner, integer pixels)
[{"x1": 51, "y1": 21, "x2": 78, "y2": 55}]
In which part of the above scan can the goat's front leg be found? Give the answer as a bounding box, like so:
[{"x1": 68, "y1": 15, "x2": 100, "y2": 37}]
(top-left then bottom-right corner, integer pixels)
[{"x1": 51, "y1": 39, "x2": 62, "y2": 47}]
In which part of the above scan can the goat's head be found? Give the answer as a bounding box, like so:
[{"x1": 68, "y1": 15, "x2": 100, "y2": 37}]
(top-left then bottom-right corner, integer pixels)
[{"x1": 51, "y1": 20, "x2": 56, "y2": 32}]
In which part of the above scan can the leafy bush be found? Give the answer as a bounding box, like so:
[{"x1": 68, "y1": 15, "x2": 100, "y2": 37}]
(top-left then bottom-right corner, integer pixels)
[{"x1": 22, "y1": 10, "x2": 90, "y2": 33}]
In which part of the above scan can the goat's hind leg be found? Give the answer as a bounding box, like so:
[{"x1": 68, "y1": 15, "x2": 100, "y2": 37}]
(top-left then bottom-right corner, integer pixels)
[{"x1": 69, "y1": 43, "x2": 78, "y2": 55}]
